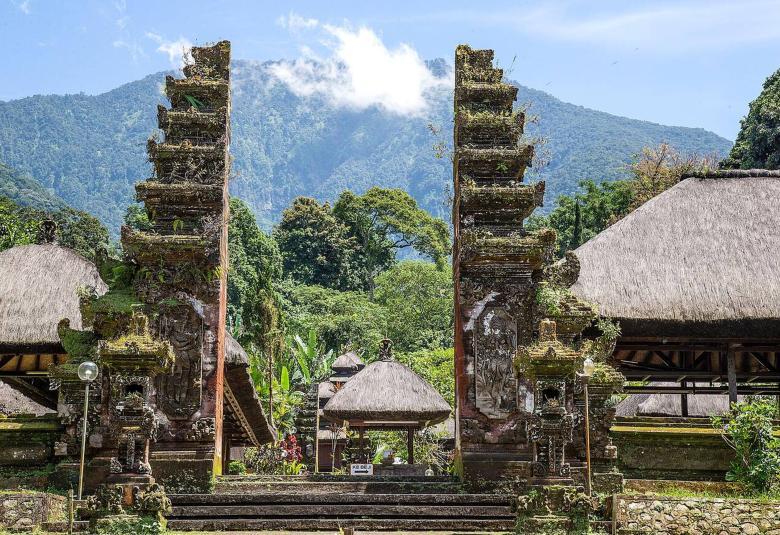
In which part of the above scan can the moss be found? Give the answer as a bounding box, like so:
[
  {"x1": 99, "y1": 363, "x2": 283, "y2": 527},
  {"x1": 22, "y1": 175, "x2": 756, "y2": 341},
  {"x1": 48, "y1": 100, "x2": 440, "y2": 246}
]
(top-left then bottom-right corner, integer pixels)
[{"x1": 94, "y1": 514, "x2": 166, "y2": 535}]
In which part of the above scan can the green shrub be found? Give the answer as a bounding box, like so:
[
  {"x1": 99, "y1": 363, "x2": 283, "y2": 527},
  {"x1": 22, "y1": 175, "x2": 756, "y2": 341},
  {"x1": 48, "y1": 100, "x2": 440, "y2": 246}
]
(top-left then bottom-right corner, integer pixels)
[
  {"x1": 227, "y1": 460, "x2": 247, "y2": 475},
  {"x1": 713, "y1": 398, "x2": 780, "y2": 493}
]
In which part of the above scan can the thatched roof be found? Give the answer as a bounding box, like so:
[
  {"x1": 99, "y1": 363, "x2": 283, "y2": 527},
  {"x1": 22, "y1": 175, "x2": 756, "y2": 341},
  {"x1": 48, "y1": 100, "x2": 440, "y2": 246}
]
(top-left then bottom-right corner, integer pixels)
[
  {"x1": 616, "y1": 393, "x2": 737, "y2": 417},
  {"x1": 332, "y1": 350, "x2": 365, "y2": 373},
  {"x1": 616, "y1": 383, "x2": 741, "y2": 417},
  {"x1": 223, "y1": 332, "x2": 275, "y2": 445},
  {"x1": 571, "y1": 173, "x2": 780, "y2": 333},
  {"x1": 0, "y1": 381, "x2": 53, "y2": 416},
  {"x1": 322, "y1": 356, "x2": 451, "y2": 427},
  {"x1": 0, "y1": 243, "x2": 107, "y2": 349}
]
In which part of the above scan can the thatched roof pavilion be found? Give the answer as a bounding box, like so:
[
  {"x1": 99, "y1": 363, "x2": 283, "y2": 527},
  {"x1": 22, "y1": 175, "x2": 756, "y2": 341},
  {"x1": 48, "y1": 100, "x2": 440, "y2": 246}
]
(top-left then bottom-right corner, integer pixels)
[
  {"x1": 323, "y1": 340, "x2": 450, "y2": 465},
  {"x1": 0, "y1": 243, "x2": 107, "y2": 409},
  {"x1": 572, "y1": 170, "x2": 780, "y2": 406},
  {"x1": 572, "y1": 171, "x2": 780, "y2": 337},
  {"x1": 0, "y1": 243, "x2": 107, "y2": 353}
]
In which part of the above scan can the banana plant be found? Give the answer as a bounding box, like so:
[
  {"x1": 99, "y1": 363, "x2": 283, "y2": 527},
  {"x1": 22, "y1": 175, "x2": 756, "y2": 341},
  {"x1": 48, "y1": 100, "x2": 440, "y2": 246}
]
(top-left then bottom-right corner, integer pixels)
[{"x1": 291, "y1": 329, "x2": 335, "y2": 387}]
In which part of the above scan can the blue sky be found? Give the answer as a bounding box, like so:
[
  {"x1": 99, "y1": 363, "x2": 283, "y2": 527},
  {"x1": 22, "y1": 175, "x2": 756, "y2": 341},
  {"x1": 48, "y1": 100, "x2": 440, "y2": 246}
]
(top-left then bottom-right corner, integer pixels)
[{"x1": 2, "y1": 0, "x2": 780, "y2": 139}]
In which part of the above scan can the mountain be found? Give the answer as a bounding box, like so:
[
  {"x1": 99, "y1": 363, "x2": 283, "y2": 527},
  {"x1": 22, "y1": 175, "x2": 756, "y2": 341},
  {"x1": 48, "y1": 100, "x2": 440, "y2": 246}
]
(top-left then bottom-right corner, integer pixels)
[
  {"x1": 0, "y1": 59, "x2": 732, "y2": 232},
  {"x1": 0, "y1": 161, "x2": 67, "y2": 212}
]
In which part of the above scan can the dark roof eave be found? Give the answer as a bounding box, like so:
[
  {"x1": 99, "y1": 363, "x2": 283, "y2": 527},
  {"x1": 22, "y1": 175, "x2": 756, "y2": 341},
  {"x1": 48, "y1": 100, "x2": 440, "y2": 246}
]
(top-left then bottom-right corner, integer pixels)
[
  {"x1": 0, "y1": 342, "x2": 65, "y2": 355},
  {"x1": 614, "y1": 317, "x2": 780, "y2": 340}
]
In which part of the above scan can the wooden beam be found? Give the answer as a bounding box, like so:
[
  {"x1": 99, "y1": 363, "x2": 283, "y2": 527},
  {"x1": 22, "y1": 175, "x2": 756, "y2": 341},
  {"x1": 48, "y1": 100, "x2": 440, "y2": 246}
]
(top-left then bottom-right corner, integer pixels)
[{"x1": 727, "y1": 347, "x2": 738, "y2": 404}]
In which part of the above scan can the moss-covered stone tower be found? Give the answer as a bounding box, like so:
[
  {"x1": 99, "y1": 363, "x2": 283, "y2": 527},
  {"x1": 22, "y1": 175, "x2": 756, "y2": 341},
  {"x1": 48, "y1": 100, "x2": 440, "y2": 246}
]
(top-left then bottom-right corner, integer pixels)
[
  {"x1": 453, "y1": 45, "x2": 624, "y2": 494},
  {"x1": 123, "y1": 41, "x2": 233, "y2": 484}
]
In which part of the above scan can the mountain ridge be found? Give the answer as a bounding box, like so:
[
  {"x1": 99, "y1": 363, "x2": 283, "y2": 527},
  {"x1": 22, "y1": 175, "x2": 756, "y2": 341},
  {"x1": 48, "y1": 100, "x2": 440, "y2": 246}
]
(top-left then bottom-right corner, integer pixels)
[{"x1": 0, "y1": 59, "x2": 732, "y2": 232}]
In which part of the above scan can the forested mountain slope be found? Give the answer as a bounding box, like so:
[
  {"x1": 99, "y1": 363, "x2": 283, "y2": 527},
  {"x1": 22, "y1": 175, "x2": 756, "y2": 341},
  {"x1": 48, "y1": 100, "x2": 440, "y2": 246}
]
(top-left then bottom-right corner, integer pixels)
[{"x1": 0, "y1": 59, "x2": 731, "y2": 231}]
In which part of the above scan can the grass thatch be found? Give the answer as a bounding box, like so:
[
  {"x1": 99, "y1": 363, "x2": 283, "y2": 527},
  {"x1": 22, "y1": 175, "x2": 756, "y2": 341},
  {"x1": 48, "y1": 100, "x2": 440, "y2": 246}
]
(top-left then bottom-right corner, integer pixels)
[
  {"x1": 616, "y1": 384, "x2": 740, "y2": 417},
  {"x1": 0, "y1": 243, "x2": 107, "y2": 346},
  {"x1": 331, "y1": 350, "x2": 364, "y2": 372},
  {"x1": 0, "y1": 381, "x2": 53, "y2": 416},
  {"x1": 322, "y1": 359, "x2": 451, "y2": 425},
  {"x1": 572, "y1": 174, "x2": 780, "y2": 322},
  {"x1": 224, "y1": 332, "x2": 275, "y2": 444}
]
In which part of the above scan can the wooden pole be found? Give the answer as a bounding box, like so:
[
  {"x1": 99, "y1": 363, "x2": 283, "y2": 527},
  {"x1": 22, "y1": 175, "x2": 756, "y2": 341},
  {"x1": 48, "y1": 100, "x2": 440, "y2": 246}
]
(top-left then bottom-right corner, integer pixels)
[
  {"x1": 360, "y1": 427, "x2": 365, "y2": 463},
  {"x1": 726, "y1": 347, "x2": 738, "y2": 405},
  {"x1": 681, "y1": 380, "x2": 689, "y2": 417},
  {"x1": 314, "y1": 406, "x2": 320, "y2": 473},
  {"x1": 67, "y1": 488, "x2": 74, "y2": 535},
  {"x1": 583, "y1": 378, "x2": 592, "y2": 496},
  {"x1": 407, "y1": 428, "x2": 415, "y2": 465},
  {"x1": 78, "y1": 382, "x2": 90, "y2": 500}
]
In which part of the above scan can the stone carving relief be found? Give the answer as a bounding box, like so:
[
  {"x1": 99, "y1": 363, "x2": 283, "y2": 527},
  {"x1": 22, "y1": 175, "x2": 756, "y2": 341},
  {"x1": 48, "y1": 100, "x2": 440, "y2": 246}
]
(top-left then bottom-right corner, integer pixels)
[
  {"x1": 156, "y1": 312, "x2": 203, "y2": 418},
  {"x1": 474, "y1": 307, "x2": 517, "y2": 418}
]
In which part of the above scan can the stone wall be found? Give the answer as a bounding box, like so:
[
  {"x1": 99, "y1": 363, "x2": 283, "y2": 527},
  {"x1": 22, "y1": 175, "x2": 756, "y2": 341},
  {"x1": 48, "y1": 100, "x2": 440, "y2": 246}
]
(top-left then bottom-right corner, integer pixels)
[
  {"x1": 612, "y1": 417, "x2": 733, "y2": 480},
  {"x1": 616, "y1": 494, "x2": 780, "y2": 535},
  {"x1": 0, "y1": 491, "x2": 65, "y2": 530}
]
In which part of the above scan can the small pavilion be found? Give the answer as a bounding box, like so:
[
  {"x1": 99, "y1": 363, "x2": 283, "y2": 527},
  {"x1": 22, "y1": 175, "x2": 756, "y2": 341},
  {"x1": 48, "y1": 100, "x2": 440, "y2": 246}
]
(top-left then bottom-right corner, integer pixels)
[{"x1": 322, "y1": 339, "x2": 451, "y2": 468}]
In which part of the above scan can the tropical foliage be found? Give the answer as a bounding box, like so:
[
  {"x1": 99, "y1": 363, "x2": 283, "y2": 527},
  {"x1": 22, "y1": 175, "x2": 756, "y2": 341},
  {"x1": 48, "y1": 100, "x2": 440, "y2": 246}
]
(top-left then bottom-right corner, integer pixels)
[
  {"x1": 713, "y1": 399, "x2": 780, "y2": 493},
  {"x1": 528, "y1": 143, "x2": 716, "y2": 256},
  {"x1": 722, "y1": 67, "x2": 780, "y2": 170}
]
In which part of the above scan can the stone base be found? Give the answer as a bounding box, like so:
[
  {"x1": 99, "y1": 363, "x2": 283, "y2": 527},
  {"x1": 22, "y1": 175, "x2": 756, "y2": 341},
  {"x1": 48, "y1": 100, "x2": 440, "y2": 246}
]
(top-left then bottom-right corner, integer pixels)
[
  {"x1": 105, "y1": 474, "x2": 155, "y2": 507},
  {"x1": 372, "y1": 463, "x2": 426, "y2": 476}
]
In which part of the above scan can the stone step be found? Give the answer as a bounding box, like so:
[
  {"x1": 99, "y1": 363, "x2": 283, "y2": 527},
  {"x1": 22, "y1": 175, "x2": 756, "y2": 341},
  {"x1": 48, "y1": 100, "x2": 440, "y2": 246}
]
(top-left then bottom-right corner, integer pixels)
[
  {"x1": 42, "y1": 520, "x2": 89, "y2": 532},
  {"x1": 214, "y1": 480, "x2": 463, "y2": 495},
  {"x1": 171, "y1": 503, "x2": 514, "y2": 518},
  {"x1": 218, "y1": 474, "x2": 455, "y2": 482},
  {"x1": 171, "y1": 492, "x2": 512, "y2": 506},
  {"x1": 166, "y1": 517, "x2": 516, "y2": 532}
]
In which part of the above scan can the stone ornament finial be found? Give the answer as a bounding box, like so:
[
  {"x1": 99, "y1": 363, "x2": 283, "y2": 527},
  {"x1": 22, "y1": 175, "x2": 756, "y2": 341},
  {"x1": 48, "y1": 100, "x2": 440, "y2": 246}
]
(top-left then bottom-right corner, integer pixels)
[
  {"x1": 379, "y1": 338, "x2": 393, "y2": 361},
  {"x1": 38, "y1": 219, "x2": 58, "y2": 244}
]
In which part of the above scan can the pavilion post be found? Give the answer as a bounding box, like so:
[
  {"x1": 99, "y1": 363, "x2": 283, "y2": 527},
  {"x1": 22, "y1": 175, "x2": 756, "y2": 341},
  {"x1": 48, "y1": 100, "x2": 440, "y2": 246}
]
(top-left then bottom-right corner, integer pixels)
[
  {"x1": 726, "y1": 347, "x2": 738, "y2": 405},
  {"x1": 407, "y1": 427, "x2": 415, "y2": 465},
  {"x1": 680, "y1": 380, "x2": 688, "y2": 417},
  {"x1": 358, "y1": 427, "x2": 365, "y2": 463}
]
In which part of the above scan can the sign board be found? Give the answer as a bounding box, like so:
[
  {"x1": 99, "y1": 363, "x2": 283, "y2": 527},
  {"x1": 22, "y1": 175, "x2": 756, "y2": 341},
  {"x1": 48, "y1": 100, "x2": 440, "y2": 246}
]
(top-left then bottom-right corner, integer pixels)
[{"x1": 350, "y1": 463, "x2": 373, "y2": 476}]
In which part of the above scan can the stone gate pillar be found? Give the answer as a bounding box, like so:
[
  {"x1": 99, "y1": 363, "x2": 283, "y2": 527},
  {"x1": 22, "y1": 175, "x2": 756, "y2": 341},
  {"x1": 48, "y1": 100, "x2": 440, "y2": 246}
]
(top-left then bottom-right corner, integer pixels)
[
  {"x1": 452, "y1": 45, "x2": 554, "y2": 481},
  {"x1": 123, "y1": 41, "x2": 232, "y2": 486}
]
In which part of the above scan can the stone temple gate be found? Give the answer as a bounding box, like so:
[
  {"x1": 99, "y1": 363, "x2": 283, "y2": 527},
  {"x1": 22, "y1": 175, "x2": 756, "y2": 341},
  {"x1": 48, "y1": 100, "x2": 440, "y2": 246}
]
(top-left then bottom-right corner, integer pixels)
[{"x1": 452, "y1": 45, "x2": 624, "y2": 489}]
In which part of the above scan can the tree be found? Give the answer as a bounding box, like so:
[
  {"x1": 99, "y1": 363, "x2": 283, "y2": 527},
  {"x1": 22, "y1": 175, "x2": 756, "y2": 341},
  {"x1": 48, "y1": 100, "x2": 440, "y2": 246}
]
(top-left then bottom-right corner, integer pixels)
[
  {"x1": 277, "y1": 280, "x2": 387, "y2": 357},
  {"x1": 722, "y1": 68, "x2": 780, "y2": 170},
  {"x1": 527, "y1": 179, "x2": 634, "y2": 256},
  {"x1": 627, "y1": 143, "x2": 715, "y2": 210},
  {"x1": 395, "y1": 347, "x2": 455, "y2": 407},
  {"x1": 0, "y1": 196, "x2": 110, "y2": 261},
  {"x1": 0, "y1": 196, "x2": 38, "y2": 251},
  {"x1": 333, "y1": 188, "x2": 451, "y2": 289},
  {"x1": 274, "y1": 197, "x2": 360, "y2": 291},
  {"x1": 713, "y1": 399, "x2": 780, "y2": 493},
  {"x1": 53, "y1": 207, "x2": 111, "y2": 262},
  {"x1": 528, "y1": 144, "x2": 714, "y2": 256},
  {"x1": 123, "y1": 203, "x2": 153, "y2": 231},
  {"x1": 227, "y1": 197, "x2": 284, "y2": 361},
  {"x1": 372, "y1": 261, "x2": 453, "y2": 353}
]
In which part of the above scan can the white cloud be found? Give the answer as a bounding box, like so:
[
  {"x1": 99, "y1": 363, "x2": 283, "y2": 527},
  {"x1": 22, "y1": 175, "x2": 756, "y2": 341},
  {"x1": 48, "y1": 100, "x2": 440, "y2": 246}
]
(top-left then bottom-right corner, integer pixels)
[
  {"x1": 269, "y1": 16, "x2": 449, "y2": 116},
  {"x1": 17, "y1": 0, "x2": 30, "y2": 14},
  {"x1": 146, "y1": 33, "x2": 192, "y2": 68},
  {"x1": 276, "y1": 12, "x2": 319, "y2": 30}
]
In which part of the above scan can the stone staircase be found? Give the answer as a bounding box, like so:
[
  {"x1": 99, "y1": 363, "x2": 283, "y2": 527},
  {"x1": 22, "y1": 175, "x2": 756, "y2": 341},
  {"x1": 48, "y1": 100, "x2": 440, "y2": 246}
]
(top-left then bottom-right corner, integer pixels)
[{"x1": 165, "y1": 474, "x2": 518, "y2": 532}]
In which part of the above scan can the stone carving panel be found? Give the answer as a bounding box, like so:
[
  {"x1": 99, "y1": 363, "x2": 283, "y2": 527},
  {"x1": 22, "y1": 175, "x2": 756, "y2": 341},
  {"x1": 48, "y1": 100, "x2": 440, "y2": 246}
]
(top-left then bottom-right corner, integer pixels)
[{"x1": 474, "y1": 307, "x2": 517, "y2": 418}]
